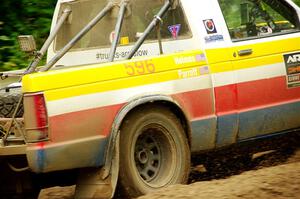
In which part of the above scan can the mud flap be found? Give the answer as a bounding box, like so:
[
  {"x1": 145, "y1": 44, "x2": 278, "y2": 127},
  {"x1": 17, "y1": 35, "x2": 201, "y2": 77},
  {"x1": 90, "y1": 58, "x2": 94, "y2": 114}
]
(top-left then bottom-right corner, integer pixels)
[{"x1": 74, "y1": 134, "x2": 119, "y2": 199}]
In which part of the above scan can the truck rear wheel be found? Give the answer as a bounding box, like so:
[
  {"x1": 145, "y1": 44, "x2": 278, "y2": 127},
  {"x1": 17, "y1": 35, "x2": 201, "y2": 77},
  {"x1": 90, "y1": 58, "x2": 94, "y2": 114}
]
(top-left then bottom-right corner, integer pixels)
[
  {"x1": 119, "y1": 106, "x2": 190, "y2": 198},
  {"x1": 0, "y1": 88, "x2": 23, "y2": 118}
]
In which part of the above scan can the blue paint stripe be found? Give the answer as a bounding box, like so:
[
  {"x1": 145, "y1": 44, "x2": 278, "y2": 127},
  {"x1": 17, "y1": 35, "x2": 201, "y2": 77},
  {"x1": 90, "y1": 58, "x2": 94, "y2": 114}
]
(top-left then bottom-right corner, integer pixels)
[
  {"x1": 216, "y1": 114, "x2": 238, "y2": 147},
  {"x1": 190, "y1": 117, "x2": 217, "y2": 152},
  {"x1": 190, "y1": 101, "x2": 300, "y2": 152},
  {"x1": 238, "y1": 101, "x2": 300, "y2": 140},
  {"x1": 37, "y1": 149, "x2": 45, "y2": 173}
]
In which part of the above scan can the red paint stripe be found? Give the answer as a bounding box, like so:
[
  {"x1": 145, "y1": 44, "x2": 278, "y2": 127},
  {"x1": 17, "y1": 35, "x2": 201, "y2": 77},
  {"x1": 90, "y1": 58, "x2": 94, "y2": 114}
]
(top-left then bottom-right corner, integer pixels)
[
  {"x1": 172, "y1": 89, "x2": 215, "y2": 120},
  {"x1": 49, "y1": 88, "x2": 215, "y2": 142},
  {"x1": 48, "y1": 75, "x2": 300, "y2": 142},
  {"x1": 214, "y1": 84, "x2": 238, "y2": 116},
  {"x1": 215, "y1": 76, "x2": 300, "y2": 115},
  {"x1": 37, "y1": 142, "x2": 45, "y2": 149},
  {"x1": 239, "y1": 76, "x2": 300, "y2": 109},
  {"x1": 49, "y1": 104, "x2": 123, "y2": 142}
]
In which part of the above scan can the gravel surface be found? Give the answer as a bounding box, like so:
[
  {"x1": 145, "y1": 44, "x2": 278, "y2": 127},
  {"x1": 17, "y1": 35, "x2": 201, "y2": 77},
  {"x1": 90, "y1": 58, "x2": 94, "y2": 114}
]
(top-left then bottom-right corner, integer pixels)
[
  {"x1": 39, "y1": 134, "x2": 300, "y2": 199},
  {"x1": 138, "y1": 150, "x2": 300, "y2": 199}
]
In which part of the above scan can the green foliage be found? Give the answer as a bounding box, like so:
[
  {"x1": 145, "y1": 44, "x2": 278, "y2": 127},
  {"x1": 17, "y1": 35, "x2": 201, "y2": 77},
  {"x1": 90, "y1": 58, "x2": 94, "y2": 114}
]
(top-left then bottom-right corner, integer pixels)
[
  {"x1": 293, "y1": 0, "x2": 300, "y2": 6},
  {"x1": 0, "y1": 0, "x2": 56, "y2": 71}
]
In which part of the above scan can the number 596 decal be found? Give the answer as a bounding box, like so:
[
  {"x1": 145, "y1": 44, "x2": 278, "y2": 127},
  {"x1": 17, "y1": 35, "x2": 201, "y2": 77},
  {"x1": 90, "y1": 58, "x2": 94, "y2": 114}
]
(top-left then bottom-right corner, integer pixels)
[{"x1": 124, "y1": 60, "x2": 156, "y2": 76}]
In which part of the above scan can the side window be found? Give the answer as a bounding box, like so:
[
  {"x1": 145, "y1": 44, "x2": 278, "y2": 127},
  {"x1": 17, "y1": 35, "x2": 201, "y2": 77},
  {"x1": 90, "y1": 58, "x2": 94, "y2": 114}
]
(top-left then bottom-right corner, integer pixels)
[
  {"x1": 218, "y1": 0, "x2": 300, "y2": 40},
  {"x1": 55, "y1": 0, "x2": 192, "y2": 51}
]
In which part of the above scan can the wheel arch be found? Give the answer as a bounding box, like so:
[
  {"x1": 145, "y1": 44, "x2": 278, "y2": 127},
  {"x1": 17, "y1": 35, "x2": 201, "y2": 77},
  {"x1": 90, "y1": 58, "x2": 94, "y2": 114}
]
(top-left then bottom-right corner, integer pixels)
[{"x1": 102, "y1": 94, "x2": 191, "y2": 178}]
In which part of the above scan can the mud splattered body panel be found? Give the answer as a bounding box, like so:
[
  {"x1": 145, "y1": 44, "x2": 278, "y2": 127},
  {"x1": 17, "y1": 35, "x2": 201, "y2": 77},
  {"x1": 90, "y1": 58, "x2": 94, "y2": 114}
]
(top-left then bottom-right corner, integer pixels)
[{"x1": 18, "y1": 0, "x2": 300, "y2": 173}]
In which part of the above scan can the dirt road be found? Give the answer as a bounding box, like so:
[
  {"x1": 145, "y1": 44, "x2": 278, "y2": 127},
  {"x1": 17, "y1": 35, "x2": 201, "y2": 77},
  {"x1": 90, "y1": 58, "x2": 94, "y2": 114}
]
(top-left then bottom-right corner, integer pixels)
[
  {"x1": 39, "y1": 134, "x2": 300, "y2": 199},
  {"x1": 139, "y1": 150, "x2": 300, "y2": 199}
]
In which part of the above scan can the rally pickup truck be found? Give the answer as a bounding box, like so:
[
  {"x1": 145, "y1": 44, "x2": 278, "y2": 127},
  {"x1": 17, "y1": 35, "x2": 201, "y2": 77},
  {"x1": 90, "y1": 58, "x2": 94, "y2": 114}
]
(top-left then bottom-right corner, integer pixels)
[{"x1": 1, "y1": 0, "x2": 300, "y2": 198}]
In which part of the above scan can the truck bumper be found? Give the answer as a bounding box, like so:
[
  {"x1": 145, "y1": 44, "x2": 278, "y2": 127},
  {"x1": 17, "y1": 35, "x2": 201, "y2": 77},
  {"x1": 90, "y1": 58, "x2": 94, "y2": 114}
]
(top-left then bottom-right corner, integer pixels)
[
  {"x1": 0, "y1": 143, "x2": 26, "y2": 156},
  {"x1": 26, "y1": 135, "x2": 108, "y2": 173}
]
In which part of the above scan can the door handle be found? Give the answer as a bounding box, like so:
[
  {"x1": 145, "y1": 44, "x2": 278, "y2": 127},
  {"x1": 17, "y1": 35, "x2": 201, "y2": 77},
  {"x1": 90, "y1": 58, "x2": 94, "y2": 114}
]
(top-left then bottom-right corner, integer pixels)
[{"x1": 238, "y1": 49, "x2": 253, "y2": 56}]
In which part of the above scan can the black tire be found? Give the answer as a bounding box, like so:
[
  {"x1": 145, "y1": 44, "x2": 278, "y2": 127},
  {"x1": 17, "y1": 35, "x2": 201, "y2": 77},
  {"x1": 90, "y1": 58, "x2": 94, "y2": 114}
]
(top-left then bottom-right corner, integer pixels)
[
  {"x1": 0, "y1": 88, "x2": 23, "y2": 118},
  {"x1": 119, "y1": 106, "x2": 190, "y2": 198}
]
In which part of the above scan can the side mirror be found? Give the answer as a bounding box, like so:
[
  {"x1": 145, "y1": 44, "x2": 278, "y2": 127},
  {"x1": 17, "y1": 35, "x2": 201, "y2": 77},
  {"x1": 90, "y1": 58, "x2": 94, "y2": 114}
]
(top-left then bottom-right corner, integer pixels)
[
  {"x1": 241, "y1": 3, "x2": 250, "y2": 25},
  {"x1": 17, "y1": 35, "x2": 37, "y2": 53}
]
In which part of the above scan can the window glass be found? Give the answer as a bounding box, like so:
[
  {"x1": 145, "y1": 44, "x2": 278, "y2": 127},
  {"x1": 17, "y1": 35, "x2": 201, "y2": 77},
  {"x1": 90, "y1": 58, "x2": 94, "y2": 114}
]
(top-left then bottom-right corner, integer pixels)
[
  {"x1": 218, "y1": 0, "x2": 300, "y2": 40},
  {"x1": 55, "y1": 0, "x2": 191, "y2": 51}
]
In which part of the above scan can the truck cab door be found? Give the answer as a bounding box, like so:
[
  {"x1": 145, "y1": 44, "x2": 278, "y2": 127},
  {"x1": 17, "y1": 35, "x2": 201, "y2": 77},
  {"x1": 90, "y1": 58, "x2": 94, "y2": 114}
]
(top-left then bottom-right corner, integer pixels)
[{"x1": 218, "y1": 0, "x2": 300, "y2": 140}]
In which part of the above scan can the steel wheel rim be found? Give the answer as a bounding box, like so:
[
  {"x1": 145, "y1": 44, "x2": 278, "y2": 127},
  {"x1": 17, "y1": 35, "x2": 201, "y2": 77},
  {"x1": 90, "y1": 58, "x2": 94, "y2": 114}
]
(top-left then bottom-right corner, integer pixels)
[{"x1": 134, "y1": 124, "x2": 174, "y2": 184}]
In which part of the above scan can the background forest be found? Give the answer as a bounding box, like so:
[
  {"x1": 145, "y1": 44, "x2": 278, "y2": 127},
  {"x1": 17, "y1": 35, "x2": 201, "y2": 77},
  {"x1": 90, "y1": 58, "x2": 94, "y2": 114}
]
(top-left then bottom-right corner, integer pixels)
[
  {"x1": 0, "y1": 0, "x2": 57, "y2": 71},
  {"x1": 1, "y1": 0, "x2": 300, "y2": 71}
]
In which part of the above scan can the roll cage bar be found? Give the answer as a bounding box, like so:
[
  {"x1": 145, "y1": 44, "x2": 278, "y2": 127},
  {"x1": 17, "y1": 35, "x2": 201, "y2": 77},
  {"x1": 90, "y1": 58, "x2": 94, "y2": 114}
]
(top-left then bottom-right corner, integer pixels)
[{"x1": 39, "y1": 0, "x2": 177, "y2": 72}]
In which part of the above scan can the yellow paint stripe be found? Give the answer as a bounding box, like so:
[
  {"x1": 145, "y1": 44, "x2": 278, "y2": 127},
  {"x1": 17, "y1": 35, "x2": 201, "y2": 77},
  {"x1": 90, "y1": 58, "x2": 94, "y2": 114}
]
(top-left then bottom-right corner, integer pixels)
[
  {"x1": 207, "y1": 36, "x2": 300, "y2": 72},
  {"x1": 205, "y1": 48, "x2": 232, "y2": 65},
  {"x1": 22, "y1": 50, "x2": 206, "y2": 93},
  {"x1": 44, "y1": 68, "x2": 181, "y2": 101},
  {"x1": 231, "y1": 37, "x2": 300, "y2": 61},
  {"x1": 209, "y1": 62, "x2": 232, "y2": 73},
  {"x1": 22, "y1": 37, "x2": 300, "y2": 101},
  {"x1": 232, "y1": 54, "x2": 283, "y2": 71},
  {"x1": 206, "y1": 36, "x2": 300, "y2": 64}
]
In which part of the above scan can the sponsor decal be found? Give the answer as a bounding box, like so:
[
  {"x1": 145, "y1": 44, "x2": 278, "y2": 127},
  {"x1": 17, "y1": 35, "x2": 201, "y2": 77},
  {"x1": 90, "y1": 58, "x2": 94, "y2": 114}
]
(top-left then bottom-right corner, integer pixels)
[
  {"x1": 178, "y1": 66, "x2": 209, "y2": 79},
  {"x1": 203, "y1": 19, "x2": 217, "y2": 34},
  {"x1": 175, "y1": 56, "x2": 195, "y2": 65},
  {"x1": 124, "y1": 60, "x2": 155, "y2": 76},
  {"x1": 284, "y1": 52, "x2": 300, "y2": 88},
  {"x1": 199, "y1": 66, "x2": 209, "y2": 75},
  {"x1": 96, "y1": 49, "x2": 149, "y2": 60},
  {"x1": 168, "y1": 24, "x2": 181, "y2": 39},
  {"x1": 195, "y1": 54, "x2": 206, "y2": 62},
  {"x1": 174, "y1": 54, "x2": 206, "y2": 65},
  {"x1": 178, "y1": 68, "x2": 199, "y2": 79},
  {"x1": 204, "y1": 34, "x2": 224, "y2": 43}
]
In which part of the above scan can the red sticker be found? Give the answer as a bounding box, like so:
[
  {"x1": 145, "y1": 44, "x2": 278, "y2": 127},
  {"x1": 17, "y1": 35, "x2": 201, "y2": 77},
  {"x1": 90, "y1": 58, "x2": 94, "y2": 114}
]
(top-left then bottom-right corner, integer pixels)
[{"x1": 203, "y1": 19, "x2": 217, "y2": 34}]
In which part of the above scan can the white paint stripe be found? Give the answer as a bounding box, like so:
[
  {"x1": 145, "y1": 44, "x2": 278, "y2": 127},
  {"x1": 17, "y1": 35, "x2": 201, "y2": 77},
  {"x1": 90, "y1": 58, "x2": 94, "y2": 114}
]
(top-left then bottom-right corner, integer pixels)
[
  {"x1": 212, "y1": 71, "x2": 236, "y2": 88},
  {"x1": 236, "y1": 63, "x2": 286, "y2": 83},
  {"x1": 47, "y1": 75, "x2": 212, "y2": 116},
  {"x1": 213, "y1": 62, "x2": 285, "y2": 87},
  {"x1": 47, "y1": 63, "x2": 286, "y2": 116}
]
